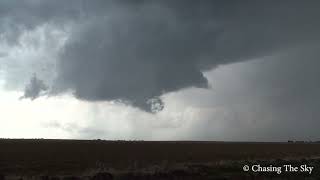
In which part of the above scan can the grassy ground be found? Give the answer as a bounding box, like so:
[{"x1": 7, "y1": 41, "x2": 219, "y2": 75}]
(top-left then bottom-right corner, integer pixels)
[{"x1": 0, "y1": 139, "x2": 320, "y2": 179}]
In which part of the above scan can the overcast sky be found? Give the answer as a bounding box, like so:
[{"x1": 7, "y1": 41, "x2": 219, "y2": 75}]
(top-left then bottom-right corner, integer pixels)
[{"x1": 0, "y1": 0, "x2": 320, "y2": 141}]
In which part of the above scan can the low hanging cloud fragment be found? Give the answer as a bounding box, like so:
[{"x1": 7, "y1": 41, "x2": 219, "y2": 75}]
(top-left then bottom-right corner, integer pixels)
[{"x1": 20, "y1": 74, "x2": 48, "y2": 100}]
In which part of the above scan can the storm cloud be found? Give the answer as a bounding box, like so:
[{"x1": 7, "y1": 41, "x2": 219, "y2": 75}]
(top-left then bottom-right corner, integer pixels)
[
  {"x1": 2, "y1": 1, "x2": 320, "y2": 112},
  {"x1": 20, "y1": 74, "x2": 48, "y2": 100},
  {"x1": 52, "y1": 1, "x2": 320, "y2": 111}
]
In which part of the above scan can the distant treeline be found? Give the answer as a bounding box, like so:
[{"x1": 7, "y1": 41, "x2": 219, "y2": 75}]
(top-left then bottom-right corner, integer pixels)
[{"x1": 288, "y1": 140, "x2": 320, "y2": 143}]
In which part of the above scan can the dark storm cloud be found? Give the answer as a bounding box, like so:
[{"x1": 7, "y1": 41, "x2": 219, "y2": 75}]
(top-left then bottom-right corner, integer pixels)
[
  {"x1": 52, "y1": 1, "x2": 320, "y2": 111},
  {"x1": 0, "y1": 1, "x2": 81, "y2": 45},
  {"x1": 20, "y1": 74, "x2": 47, "y2": 100},
  {"x1": 2, "y1": 1, "x2": 320, "y2": 112}
]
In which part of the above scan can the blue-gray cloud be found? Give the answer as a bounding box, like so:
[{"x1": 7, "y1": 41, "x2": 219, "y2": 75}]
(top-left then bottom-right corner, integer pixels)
[
  {"x1": 2, "y1": 1, "x2": 320, "y2": 112},
  {"x1": 20, "y1": 74, "x2": 47, "y2": 100}
]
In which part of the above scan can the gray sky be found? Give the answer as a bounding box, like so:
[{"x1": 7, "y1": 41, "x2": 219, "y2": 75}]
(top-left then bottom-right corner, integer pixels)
[{"x1": 0, "y1": 1, "x2": 319, "y2": 141}]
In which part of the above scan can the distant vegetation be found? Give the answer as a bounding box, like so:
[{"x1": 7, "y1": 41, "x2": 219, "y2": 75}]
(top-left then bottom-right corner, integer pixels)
[{"x1": 0, "y1": 139, "x2": 320, "y2": 179}]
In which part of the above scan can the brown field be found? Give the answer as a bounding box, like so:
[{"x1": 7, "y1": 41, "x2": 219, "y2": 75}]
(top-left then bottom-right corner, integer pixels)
[{"x1": 0, "y1": 139, "x2": 320, "y2": 179}]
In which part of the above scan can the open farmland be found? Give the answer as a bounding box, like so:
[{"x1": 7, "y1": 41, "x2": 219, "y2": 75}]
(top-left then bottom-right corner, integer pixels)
[{"x1": 0, "y1": 139, "x2": 320, "y2": 179}]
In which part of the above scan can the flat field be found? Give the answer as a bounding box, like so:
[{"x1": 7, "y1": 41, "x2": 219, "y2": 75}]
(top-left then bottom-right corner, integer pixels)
[{"x1": 0, "y1": 139, "x2": 320, "y2": 179}]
